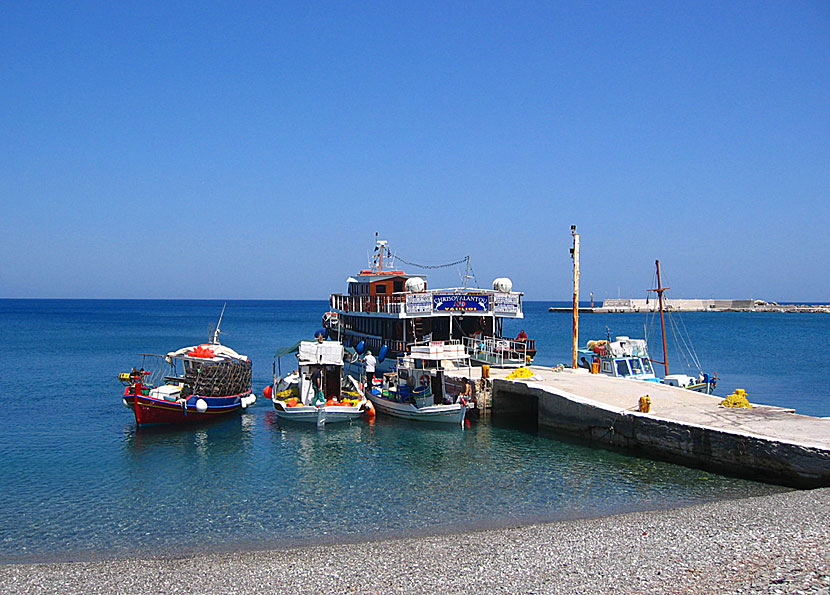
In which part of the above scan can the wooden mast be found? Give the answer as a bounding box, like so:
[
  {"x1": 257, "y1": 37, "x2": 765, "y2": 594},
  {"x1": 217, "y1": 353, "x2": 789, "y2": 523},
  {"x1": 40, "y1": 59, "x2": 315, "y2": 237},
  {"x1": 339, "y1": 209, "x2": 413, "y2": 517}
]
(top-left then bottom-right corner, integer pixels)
[
  {"x1": 570, "y1": 225, "x2": 580, "y2": 369},
  {"x1": 653, "y1": 259, "x2": 670, "y2": 376}
]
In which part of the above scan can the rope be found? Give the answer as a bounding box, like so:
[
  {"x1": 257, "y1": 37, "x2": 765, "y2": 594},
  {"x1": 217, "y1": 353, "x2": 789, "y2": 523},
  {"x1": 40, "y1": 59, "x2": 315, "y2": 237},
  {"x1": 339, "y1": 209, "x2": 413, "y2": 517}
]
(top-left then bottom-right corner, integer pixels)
[{"x1": 393, "y1": 253, "x2": 469, "y2": 270}]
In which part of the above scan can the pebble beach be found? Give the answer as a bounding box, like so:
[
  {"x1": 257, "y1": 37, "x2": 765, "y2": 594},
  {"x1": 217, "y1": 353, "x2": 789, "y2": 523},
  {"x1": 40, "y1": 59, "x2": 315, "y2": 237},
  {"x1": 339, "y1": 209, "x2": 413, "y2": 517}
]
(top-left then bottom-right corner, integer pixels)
[{"x1": 2, "y1": 487, "x2": 827, "y2": 595}]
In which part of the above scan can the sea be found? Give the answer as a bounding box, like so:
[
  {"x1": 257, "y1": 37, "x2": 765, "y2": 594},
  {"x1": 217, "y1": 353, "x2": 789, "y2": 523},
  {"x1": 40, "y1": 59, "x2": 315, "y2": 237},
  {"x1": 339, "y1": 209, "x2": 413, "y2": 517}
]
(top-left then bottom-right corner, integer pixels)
[{"x1": 1, "y1": 299, "x2": 827, "y2": 564}]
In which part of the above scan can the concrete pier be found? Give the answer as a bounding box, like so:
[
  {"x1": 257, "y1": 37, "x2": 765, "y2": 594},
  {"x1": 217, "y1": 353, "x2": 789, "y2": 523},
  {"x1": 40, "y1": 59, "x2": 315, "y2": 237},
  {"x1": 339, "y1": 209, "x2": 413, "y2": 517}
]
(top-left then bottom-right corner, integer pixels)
[{"x1": 486, "y1": 367, "x2": 830, "y2": 488}]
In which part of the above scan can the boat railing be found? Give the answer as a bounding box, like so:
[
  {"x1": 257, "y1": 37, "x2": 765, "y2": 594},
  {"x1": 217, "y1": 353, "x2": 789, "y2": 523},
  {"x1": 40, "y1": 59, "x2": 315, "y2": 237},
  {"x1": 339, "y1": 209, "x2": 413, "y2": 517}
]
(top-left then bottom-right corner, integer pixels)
[
  {"x1": 462, "y1": 336, "x2": 531, "y2": 368},
  {"x1": 330, "y1": 290, "x2": 523, "y2": 316},
  {"x1": 330, "y1": 293, "x2": 407, "y2": 315},
  {"x1": 137, "y1": 354, "x2": 173, "y2": 389}
]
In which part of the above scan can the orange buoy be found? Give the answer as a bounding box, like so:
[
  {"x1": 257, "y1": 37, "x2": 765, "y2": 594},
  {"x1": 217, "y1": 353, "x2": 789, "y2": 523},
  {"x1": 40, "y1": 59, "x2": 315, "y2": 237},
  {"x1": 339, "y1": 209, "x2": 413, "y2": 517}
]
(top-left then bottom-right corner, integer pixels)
[
  {"x1": 263, "y1": 385, "x2": 273, "y2": 400},
  {"x1": 364, "y1": 400, "x2": 376, "y2": 418}
]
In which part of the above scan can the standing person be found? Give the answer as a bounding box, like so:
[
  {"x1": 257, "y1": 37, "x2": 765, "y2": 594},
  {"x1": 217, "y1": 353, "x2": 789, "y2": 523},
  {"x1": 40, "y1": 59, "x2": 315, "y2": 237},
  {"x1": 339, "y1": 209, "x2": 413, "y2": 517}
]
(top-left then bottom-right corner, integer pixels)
[
  {"x1": 310, "y1": 366, "x2": 325, "y2": 406},
  {"x1": 363, "y1": 349, "x2": 377, "y2": 391}
]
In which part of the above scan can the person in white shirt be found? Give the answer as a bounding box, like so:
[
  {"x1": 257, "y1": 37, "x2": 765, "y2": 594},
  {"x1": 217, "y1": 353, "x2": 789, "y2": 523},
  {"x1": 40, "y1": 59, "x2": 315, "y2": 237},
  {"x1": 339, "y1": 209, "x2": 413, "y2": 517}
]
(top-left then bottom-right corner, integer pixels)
[{"x1": 363, "y1": 350, "x2": 377, "y2": 389}]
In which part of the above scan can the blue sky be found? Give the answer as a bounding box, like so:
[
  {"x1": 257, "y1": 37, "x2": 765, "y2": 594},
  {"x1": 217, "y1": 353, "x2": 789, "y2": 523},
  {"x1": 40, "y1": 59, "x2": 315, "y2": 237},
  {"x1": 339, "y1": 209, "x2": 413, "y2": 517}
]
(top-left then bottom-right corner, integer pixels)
[{"x1": 2, "y1": 1, "x2": 827, "y2": 301}]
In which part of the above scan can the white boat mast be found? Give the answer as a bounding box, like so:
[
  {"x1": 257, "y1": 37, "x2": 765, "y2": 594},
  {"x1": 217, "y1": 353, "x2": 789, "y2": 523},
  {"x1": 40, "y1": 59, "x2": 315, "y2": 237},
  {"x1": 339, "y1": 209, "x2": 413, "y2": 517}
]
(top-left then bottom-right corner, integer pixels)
[{"x1": 211, "y1": 303, "x2": 227, "y2": 345}]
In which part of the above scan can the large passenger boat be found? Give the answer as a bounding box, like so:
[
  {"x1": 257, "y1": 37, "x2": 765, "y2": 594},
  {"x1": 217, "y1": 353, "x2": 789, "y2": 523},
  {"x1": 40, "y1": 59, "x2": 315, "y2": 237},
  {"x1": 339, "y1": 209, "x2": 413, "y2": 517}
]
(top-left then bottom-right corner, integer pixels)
[{"x1": 322, "y1": 239, "x2": 535, "y2": 373}]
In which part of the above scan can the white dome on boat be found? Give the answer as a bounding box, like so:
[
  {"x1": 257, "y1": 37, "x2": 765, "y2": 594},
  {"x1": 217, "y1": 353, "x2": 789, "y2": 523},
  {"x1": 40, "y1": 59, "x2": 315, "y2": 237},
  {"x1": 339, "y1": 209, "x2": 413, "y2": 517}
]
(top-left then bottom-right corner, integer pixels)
[
  {"x1": 493, "y1": 277, "x2": 513, "y2": 292},
  {"x1": 405, "y1": 277, "x2": 426, "y2": 292}
]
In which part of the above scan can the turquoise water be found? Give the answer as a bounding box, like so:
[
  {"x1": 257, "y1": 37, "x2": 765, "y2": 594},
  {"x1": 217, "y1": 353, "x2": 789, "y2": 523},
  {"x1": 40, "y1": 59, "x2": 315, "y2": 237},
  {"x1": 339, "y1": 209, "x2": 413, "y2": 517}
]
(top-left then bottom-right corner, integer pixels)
[{"x1": 1, "y1": 299, "x2": 825, "y2": 563}]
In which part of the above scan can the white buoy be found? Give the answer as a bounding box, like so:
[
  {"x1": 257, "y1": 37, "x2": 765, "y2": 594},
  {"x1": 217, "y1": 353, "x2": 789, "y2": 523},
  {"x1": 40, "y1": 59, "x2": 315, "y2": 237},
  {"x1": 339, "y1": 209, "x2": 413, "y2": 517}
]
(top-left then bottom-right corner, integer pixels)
[{"x1": 196, "y1": 398, "x2": 208, "y2": 413}]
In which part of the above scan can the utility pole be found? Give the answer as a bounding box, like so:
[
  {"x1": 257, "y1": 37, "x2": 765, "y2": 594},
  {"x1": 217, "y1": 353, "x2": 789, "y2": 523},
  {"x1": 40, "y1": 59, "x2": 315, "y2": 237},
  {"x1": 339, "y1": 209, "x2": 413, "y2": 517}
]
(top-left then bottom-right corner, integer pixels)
[
  {"x1": 653, "y1": 259, "x2": 670, "y2": 376},
  {"x1": 570, "y1": 225, "x2": 580, "y2": 369}
]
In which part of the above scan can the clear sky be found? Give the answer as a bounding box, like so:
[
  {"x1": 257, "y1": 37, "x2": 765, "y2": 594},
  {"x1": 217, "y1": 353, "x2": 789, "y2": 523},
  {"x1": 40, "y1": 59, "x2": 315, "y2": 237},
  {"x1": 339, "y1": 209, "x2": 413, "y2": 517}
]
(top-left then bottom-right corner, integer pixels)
[{"x1": 1, "y1": 1, "x2": 827, "y2": 301}]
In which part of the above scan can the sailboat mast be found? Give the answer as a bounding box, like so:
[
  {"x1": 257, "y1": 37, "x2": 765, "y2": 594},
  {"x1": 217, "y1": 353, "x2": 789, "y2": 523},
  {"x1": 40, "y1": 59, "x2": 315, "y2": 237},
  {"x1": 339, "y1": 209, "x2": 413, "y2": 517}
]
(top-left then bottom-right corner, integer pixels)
[
  {"x1": 570, "y1": 225, "x2": 580, "y2": 370},
  {"x1": 655, "y1": 260, "x2": 669, "y2": 376}
]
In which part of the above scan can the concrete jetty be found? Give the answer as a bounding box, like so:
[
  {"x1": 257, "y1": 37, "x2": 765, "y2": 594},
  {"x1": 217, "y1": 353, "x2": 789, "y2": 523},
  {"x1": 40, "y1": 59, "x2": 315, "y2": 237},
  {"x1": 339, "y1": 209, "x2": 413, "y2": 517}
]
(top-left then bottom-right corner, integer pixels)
[{"x1": 482, "y1": 367, "x2": 830, "y2": 488}]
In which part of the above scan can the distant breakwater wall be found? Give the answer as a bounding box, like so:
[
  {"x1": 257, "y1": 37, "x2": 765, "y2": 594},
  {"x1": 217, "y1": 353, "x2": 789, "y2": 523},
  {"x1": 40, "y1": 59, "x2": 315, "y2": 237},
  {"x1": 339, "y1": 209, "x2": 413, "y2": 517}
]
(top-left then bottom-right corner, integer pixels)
[{"x1": 595, "y1": 298, "x2": 830, "y2": 313}]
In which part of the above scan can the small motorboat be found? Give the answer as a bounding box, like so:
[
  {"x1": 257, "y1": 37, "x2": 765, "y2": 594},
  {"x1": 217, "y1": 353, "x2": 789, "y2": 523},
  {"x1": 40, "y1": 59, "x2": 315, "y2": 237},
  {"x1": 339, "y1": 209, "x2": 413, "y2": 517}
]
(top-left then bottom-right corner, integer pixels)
[
  {"x1": 367, "y1": 341, "x2": 473, "y2": 425},
  {"x1": 270, "y1": 339, "x2": 368, "y2": 427}
]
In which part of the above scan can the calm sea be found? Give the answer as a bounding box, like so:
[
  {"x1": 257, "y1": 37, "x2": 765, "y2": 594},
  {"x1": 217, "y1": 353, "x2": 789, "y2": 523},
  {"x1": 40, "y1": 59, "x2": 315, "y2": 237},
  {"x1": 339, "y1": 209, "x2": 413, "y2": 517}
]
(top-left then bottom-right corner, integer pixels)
[{"x1": 0, "y1": 299, "x2": 826, "y2": 563}]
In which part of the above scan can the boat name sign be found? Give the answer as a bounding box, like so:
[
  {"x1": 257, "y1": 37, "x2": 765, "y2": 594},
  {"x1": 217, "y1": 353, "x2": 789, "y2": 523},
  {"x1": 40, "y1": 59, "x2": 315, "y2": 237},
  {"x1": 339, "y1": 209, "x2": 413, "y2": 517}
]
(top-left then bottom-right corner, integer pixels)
[{"x1": 433, "y1": 294, "x2": 490, "y2": 312}]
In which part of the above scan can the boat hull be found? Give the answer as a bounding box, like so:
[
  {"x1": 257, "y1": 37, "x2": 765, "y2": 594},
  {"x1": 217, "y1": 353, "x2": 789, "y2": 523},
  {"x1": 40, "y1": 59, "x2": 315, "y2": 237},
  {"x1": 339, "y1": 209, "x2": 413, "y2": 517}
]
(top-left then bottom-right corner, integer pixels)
[
  {"x1": 272, "y1": 400, "x2": 365, "y2": 426},
  {"x1": 366, "y1": 391, "x2": 466, "y2": 425},
  {"x1": 124, "y1": 393, "x2": 248, "y2": 426}
]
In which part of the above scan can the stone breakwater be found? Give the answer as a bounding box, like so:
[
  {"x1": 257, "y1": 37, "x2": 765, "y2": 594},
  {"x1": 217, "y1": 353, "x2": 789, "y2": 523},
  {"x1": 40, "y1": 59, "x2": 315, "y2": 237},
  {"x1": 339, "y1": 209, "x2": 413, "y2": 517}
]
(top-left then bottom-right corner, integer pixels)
[
  {"x1": 587, "y1": 298, "x2": 830, "y2": 313},
  {"x1": 1, "y1": 488, "x2": 828, "y2": 594}
]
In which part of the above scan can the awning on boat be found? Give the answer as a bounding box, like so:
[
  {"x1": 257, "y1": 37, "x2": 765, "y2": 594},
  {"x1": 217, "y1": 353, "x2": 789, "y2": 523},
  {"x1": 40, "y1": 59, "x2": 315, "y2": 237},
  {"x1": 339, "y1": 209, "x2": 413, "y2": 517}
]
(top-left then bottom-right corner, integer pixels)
[{"x1": 274, "y1": 341, "x2": 302, "y2": 359}]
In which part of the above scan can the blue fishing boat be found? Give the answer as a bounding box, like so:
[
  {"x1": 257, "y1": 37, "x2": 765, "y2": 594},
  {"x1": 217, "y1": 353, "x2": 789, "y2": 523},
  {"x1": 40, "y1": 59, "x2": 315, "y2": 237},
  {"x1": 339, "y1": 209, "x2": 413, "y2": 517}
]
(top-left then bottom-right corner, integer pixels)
[{"x1": 578, "y1": 260, "x2": 718, "y2": 394}]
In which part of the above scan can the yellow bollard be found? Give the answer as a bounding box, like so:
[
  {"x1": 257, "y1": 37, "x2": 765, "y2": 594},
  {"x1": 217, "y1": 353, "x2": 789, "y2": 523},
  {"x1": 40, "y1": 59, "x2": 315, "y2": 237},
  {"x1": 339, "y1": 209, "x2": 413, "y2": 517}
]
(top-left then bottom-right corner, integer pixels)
[
  {"x1": 638, "y1": 395, "x2": 651, "y2": 413},
  {"x1": 481, "y1": 364, "x2": 490, "y2": 379}
]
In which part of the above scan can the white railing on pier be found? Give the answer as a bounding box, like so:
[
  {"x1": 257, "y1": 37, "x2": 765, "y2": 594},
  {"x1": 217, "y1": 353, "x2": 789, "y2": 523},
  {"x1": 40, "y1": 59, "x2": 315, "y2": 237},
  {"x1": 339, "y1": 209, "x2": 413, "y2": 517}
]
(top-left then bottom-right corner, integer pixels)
[{"x1": 462, "y1": 336, "x2": 530, "y2": 368}]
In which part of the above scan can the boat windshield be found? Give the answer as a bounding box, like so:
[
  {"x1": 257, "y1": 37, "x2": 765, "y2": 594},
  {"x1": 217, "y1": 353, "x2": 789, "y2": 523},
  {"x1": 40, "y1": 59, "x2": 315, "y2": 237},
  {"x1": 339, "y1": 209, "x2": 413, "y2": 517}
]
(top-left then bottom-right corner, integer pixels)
[
  {"x1": 615, "y1": 360, "x2": 631, "y2": 377},
  {"x1": 642, "y1": 359, "x2": 654, "y2": 374},
  {"x1": 629, "y1": 358, "x2": 644, "y2": 375}
]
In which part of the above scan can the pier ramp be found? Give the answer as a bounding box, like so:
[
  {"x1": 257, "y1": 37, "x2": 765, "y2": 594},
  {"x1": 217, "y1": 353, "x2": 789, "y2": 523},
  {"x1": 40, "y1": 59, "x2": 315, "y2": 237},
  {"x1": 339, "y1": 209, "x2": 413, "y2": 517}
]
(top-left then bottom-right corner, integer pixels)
[{"x1": 489, "y1": 368, "x2": 830, "y2": 488}]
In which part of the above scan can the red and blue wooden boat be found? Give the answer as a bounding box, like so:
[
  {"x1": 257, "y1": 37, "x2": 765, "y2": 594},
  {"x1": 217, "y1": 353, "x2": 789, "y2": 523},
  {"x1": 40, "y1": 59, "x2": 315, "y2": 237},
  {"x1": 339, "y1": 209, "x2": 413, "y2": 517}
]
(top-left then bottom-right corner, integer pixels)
[{"x1": 120, "y1": 323, "x2": 255, "y2": 426}]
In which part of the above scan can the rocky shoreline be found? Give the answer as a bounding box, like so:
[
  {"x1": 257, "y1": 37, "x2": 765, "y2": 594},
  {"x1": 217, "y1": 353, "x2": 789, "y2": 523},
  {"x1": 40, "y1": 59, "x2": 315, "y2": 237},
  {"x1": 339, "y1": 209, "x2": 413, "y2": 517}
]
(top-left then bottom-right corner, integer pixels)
[{"x1": 2, "y1": 488, "x2": 828, "y2": 594}]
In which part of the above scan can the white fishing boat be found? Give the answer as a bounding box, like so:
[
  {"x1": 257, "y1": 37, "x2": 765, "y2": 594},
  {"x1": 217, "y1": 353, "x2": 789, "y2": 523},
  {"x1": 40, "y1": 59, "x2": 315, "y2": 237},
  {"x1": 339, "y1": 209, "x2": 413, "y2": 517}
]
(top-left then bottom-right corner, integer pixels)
[
  {"x1": 367, "y1": 341, "x2": 473, "y2": 425},
  {"x1": 269, "y1": 339, "x2": 368, "y2": 427}
]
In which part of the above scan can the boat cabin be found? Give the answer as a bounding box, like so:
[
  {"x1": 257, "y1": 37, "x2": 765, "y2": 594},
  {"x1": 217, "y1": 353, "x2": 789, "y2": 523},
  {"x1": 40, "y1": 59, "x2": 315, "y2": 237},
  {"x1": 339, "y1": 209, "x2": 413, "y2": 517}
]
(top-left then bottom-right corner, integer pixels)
[
  {"x1": 578, "y1": 336, "x2": 659, "y2": 382},
  {"x1": 296, "y1": 341, "x2": 346, "y2": 404}
]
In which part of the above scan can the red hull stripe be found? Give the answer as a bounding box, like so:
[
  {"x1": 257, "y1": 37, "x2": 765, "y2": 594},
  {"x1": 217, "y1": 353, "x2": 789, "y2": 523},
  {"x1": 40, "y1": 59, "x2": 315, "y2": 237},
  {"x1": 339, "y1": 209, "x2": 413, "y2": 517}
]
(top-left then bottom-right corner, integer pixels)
[{"x1": 124, "y1": 393, "x2": 250, "y2": 426}]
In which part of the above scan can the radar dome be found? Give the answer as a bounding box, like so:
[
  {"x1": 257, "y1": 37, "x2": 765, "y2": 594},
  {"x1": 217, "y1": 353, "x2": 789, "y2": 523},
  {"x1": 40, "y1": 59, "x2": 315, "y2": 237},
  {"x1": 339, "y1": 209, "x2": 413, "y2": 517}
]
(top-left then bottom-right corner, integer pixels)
[
  {"x1": 405, "y1": 277, "x2": 426, "y2": 293},
  {"x1": 493, "y1": 277, "x2": 513, "y2": 293}
]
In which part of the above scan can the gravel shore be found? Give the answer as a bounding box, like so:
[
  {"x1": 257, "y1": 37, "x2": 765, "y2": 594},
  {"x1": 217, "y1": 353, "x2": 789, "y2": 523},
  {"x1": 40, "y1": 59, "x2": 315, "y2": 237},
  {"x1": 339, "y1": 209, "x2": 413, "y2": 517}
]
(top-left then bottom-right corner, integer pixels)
[{"x1": 2, "y1": 488, "x2": 828, "y2": 594}]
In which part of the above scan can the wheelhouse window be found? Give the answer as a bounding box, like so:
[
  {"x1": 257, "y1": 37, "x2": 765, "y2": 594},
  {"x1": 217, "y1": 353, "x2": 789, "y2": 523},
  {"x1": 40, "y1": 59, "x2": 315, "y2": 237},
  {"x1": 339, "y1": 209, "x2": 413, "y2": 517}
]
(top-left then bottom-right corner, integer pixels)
[
  {"x1": 393, "y1": 280, "x2": 404, "y2": 293},
  {"x1": 629, "y1": 358, "x2": 643, "y2": 374},
  {"x1": 375, "y1": 285, "x2": 387, "y2": 294},
  {"x1": 615, "y1": 360, "x2": 631, "y2": 377},
  {"x1": 642, "y1": 359, "x2": 654, "y2": 374}
]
